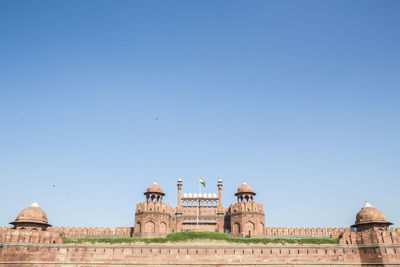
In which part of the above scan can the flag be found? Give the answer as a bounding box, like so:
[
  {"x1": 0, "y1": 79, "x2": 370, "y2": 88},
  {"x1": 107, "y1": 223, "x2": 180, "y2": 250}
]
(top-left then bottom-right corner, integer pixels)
[{"x1": 199, "y1": 177, "x2": 206, "y2": 187}]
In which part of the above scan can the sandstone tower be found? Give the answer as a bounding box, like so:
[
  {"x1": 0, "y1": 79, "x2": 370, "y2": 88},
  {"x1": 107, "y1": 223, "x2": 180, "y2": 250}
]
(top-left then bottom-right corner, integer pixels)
[
  {"x1": 227, "y1": 183, "x2": 265, "y2": 237},
  {"x1": 133, "y1": 182, "x2": 174, "y2": 237}
]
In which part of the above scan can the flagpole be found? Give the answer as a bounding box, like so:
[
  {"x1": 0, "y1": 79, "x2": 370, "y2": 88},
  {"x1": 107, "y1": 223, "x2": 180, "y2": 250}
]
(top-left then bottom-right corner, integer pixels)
[{"x1": 197, "y1": 178, "x2": 199, "y2": 229}]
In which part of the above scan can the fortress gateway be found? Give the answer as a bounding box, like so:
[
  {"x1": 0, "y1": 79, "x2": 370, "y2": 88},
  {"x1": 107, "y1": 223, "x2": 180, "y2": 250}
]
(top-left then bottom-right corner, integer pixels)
[
  {"x1": 134, "y1": 180, "x2": 265, "y2": 238},
  {"x1": 1, "y1": 180, "x2": 399, "y2": 266}
]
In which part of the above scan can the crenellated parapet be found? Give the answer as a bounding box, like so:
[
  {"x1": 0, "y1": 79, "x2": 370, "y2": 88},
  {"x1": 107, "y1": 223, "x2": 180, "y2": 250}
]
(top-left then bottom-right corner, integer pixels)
[
  {"x1": 227, "y1": 202, "x2": 265, "y2": 214},
  {"x1": 48, "y1": 226, "x2": 133, "y2": 238},
  {"x1": 0, "y1": 228, "x2": 62, "y2": 244},
  {"x1": 265, "y1": 227, "x2": 349, "y2": 238},
  {"x1": 339, "y1": 228, "x2": 400, "y2": 245},
  {"x1": 135, "y1": 201, "x2": 174, "y2": 215}
]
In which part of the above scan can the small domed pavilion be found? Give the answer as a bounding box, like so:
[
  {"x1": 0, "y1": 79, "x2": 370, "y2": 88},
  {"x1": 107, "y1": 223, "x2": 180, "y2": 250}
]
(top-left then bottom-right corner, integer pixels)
[
  {"x1": 351, "y1": 201, "x2": 393, "y2": 232},
  {"x1": 10, "y1": 202, "x2": 51, "y2": 231},
  {"x1": 235, "y1": 182, "x2": 256, "y2": 203},
  {"x1": 144, "y1": 182, "x2": 165, "y2": 202}
]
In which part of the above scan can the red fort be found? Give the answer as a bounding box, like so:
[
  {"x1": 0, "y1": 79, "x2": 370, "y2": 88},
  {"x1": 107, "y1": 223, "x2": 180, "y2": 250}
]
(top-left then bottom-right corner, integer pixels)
[{"x1": 1, "y1": 180, "x2": 399, "y2": 266}]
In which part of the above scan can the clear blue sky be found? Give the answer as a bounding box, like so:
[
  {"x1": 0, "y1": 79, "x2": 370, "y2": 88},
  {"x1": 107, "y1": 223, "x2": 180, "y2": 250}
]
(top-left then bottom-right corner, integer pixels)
[{"x1": 1, "y1": 0, "x2": 399, "y2": 228}]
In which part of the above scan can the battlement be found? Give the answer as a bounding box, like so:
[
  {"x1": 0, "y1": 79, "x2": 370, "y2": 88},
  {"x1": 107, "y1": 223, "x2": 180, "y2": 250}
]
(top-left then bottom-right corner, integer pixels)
[
  {"x1": 227, "y1": 202, "x2": 264, "y2": 214},
  {"x1": 136, "y1": 202, "x2": 174, "y2": 215},
  {"x1": 48, "y1": 227, "x2": 133, "y2": 238},
  {"x1": 0, "y1": 228, "x2": 62, "y2": 244},
  {"x1": 339, "y1": 228, "x2": 400, "y2": 245},
  {"x1": 265, "y1": 227, "x2": 349, "y2": 238}
]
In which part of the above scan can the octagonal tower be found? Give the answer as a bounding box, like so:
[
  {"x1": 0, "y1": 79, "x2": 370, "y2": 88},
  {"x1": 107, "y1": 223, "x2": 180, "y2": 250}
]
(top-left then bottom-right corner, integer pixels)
[
  {"x1": 227, "y1": 183, "x2": 265, "y2": 238},
  {"x1": 133, "y1": 182, "x2": 174, "y2": 237}
]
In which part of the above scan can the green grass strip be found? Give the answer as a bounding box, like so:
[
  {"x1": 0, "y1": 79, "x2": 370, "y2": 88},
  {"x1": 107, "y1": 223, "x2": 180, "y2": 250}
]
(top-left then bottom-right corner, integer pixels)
[{"x1": 61, "y1": 231, "x2": 338, "y2": 245}]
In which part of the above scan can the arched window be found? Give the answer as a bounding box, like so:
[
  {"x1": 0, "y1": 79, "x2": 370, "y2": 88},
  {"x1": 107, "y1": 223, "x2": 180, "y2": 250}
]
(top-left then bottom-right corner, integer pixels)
[
  {"x1": 145, "y1": 221, "x2": 155, "y2": 233},
  {"x1": 233, "y1": 222, "x2": 240, "y2": 233},
  {"x1": 259, "y1": 222, "x2": 264, "y2": 233},
  {"x1": 245, "y1": 221, "x2": 255, "y2": 237},
  {"x1": 160, "y1": 222, "x2": 167, "y2": 233}
]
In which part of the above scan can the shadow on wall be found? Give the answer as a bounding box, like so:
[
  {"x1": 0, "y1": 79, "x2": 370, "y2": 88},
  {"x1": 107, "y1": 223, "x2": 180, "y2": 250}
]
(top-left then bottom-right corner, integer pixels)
[{"x1": 358, "y1": 231, "x2": 384, "y2": 266}]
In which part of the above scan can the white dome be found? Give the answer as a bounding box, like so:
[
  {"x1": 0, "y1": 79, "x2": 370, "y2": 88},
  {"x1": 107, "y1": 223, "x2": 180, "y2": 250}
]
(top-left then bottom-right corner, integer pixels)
[
  {"x1": 208, "y1": 193, "x2": 212, "y2": 198},
  {"x1": 188, "y1": 193, "x2": 193, "y2": 197},
  {"x1": 212, "y1": 193, "x2": 217, "y2": 198},
  {"x1": 193, "y1": 193, "x2": 197, "y2": 198},
  {"x1": 183, "y1": 193, "x2": 187, "y2": 197}
]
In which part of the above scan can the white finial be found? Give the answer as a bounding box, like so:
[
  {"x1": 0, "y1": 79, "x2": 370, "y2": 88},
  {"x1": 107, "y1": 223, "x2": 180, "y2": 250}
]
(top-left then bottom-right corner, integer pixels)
[
  {"x1": 153, "y1": 181, "x2": 158, "y2": 185},
  {"x1": 363, "y1": 201, "x2": 373, "y2": 208},
  {"x1": 31, "y1": 202, "x2": 40, "y2": 208},
  {"x1": 243, "y1": 182, "x2": 247, "y2": 185}
]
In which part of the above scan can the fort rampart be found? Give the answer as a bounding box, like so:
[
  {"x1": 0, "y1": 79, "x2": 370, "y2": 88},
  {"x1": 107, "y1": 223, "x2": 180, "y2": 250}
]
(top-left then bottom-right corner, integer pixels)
[
  {"x1": 0, "y1": 226, "x2": 352, "y2": 241},
  {"x1": 1, "y1": 227, "x2": 400, "y2": 266}
]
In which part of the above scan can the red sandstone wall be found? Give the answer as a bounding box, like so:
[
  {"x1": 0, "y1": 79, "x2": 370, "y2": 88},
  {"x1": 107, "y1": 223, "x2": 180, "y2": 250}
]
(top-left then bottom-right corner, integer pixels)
[
  {"x1": 1, "y1": 228, "x2": 400, "y2": 265},
  {"x1": 48, "y1": 226, "x2": 133, "y2": 238},
  {"x1": 1, "y1": 242, "x2": 400, "y2": 266}
]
